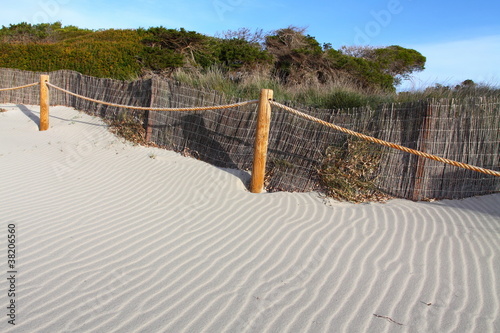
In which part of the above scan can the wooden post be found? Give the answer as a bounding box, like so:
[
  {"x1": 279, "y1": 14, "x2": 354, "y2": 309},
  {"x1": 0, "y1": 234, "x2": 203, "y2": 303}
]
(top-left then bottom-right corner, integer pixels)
[
  {"x1": 250, "y1": 89, "x2": 273, "y2": 193},
  {"x1": 39, "y1": 75, "x2": 49, "y2": 131}
]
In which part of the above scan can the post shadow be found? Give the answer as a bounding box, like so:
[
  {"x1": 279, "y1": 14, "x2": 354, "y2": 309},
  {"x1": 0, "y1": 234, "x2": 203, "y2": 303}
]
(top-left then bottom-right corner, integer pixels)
[
  {"x1": 180, "y1": 113, "x2": 239, "y2": 169},
  {"x1": 17, "y1": 104, "x2": 40, "y2": 125},
  {"x1": 17, "y1": 104, "x2": 108, "y2": 127}
]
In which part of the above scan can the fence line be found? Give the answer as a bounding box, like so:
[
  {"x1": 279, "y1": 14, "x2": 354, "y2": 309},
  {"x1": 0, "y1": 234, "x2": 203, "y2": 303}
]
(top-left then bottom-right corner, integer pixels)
[
  {"x1": 45, "y1": 81, "x2": 500, "y2": 181},
  {"x1": 270, "y1": 101, "x2": 500, "y2": 178},
  {"x1": 46, "y1": 82, "x2": 259, "y2": 112},
  {"x1": 1, "y1": 68, "x2": 499, "y2": 200},
  {"x1": 46, "y1": 81, "x2": 265, "y2": 192}
]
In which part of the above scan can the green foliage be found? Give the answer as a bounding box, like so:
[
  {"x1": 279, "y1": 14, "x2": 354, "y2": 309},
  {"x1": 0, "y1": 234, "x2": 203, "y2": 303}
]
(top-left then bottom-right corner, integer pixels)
[
  {"x1": 0, "y1": 22, "x2": 431, "y2": 96},
  {"x1": 265, "y1": 27, "x2": 322, "y2": 54},
  {"x1": 286, "y1": 34, "x2": 323, "y2": 57},
  {"x1": 138, "y1": 47, "x2": 184, "y2": 71},
  {"x1": 209, "y1": 38, "x2": 272, "y2": 70},
  {"x1": 139, "y1": 27, "x2": 272, "y2": 72},
  {"x1": 0, "y1": 22, "x2": 93, "y2": 43},
  {"x1": 325, "y1": 90, "x2": 375, "y2": 109},
  {"x1": 0, "y1": 28, "x2": 145, "y2": 79},
  {"x1": 141, "y1": 27, "x2": 208, "y2": 52},
  {"x1": 141, "y1": 27, "x2": 209, "y2": 66},
  {"x1": 264, "y1": 27, "x2": 325, "y2": 84},
  {"x1": 0, "y1": 22, "x2": 56, "y2": 42},
  {"x1": 326, "y1": 49, "x2": 394, "y2": 91},
  {"x1": 397, "y1": 81, "x2": 500, "y2": 102},
  {"x1": 370, "y1": 45, "x2": 426, "y2": 84}
]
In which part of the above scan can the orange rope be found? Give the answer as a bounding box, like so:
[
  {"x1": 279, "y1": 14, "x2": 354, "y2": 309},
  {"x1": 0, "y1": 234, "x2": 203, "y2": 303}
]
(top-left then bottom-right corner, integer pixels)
[
  {"x1": 0, "y1": 82, "x2": 39, "y2": 92},
  {"x1": 47, "y1": 82, "x2": 258, "y2": 111},
  {"x1": 270, "y1": 101, "x2": 500, "y2": 177}
]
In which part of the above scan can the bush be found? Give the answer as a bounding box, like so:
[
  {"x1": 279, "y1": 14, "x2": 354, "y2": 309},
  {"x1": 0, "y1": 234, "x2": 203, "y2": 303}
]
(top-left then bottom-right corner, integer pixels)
[
  {"x1": 210, "y1": 38, "x2": 272, "y2": 70},
  {"x1": 319, "y1": 139, "x2": 390, "y2": 202},
  {"x1": 0, "y1": 28, "x2": 145, "y2": 79}
]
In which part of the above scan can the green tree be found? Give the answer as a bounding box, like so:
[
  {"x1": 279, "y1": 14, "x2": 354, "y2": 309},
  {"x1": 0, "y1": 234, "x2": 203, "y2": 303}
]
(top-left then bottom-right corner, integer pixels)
[
  {"x1": 362, "y1": 45, "x2": 425, "y2": 85},
  {"x1": 141, "y1": 27, "x2": 209, "y2": 65},
  {"x1": 264, "y1": 26, "x2": 326, "y2": 84},
  {"x1": 0, "y1": 22, "x2": 92, "y2": 43},
  {"x1": 326, "y1": 49, "x2": 394, "y2": 90},
  {"x1": 210, "y1": 37, "x2": 271, "y2": 70}
]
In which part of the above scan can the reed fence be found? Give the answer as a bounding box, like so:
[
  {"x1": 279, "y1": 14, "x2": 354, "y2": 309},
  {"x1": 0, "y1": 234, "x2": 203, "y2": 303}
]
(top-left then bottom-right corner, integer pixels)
[{"x1": 1, "y1": 68, "x2": 499, "y2": 200}]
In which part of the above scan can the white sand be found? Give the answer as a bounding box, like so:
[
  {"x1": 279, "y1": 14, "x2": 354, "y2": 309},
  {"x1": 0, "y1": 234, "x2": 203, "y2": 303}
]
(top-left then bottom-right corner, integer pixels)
[{"x1": 1, "y1": 104, "x2": 499, "y2": 333}]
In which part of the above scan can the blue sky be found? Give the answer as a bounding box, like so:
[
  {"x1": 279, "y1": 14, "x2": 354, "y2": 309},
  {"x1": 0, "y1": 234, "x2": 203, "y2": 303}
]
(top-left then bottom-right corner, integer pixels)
[{"x1": 2, "y1": 0, "x2": 500, "y2": 90}]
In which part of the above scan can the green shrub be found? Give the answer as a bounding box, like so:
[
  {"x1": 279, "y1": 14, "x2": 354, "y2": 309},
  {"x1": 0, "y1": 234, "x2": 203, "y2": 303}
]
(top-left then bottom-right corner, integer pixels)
[
  {"x1": 0, "y1": 28, "x2": 145, "y2": 79},
  {"x1": 209, "y1": 38, "x2": 272, "y2": 70}
]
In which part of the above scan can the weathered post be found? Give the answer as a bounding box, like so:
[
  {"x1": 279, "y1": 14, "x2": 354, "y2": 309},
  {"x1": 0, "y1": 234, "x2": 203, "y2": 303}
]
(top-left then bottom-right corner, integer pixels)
[
  {"x1": 39, "y1": 75, "x2": 49, "y2": 131},
  {"x1": 250, "y1": 89, "x2": 273, "y2": 193}
]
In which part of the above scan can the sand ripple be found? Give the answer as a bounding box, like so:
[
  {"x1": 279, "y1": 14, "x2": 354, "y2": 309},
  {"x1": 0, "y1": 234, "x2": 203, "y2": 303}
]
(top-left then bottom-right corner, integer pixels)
[{"x1": 1, "y1": 105, "x2": 499, "y2": 332}]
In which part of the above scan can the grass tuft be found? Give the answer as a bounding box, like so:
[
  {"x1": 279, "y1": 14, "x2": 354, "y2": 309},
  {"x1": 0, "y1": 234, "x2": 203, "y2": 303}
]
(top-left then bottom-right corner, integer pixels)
[{"x1": 318, "y1": 139, "x2": 392, "y2": 203}]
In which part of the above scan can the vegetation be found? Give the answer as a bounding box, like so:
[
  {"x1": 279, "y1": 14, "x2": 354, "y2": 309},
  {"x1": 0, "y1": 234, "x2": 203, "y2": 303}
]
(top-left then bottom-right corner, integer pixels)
[
  {"x1": 319, "y1": 139, "x2": 391, "y2": 202},
  {"x1": 1, "y1": 22, "x2": 497, "y2": 202},
  {"x1": 0, "y1": 22, "x2": 93, "y2": 43},
  {"x1": 0, "y1": 24, "x2": 144, "y2": 80},
  {"x1": 2, "y1": 22, "x2": 497, "y2": 107},
  {"x1": 398, "y1": 80, "x2": 500, "y2": 101},
  {"x1": 0, "y1": 22, "x2": 432, "y2": 107}
]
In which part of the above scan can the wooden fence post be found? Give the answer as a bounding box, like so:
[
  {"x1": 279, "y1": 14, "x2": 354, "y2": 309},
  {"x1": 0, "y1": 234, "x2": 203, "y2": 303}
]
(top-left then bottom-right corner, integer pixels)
[
  {"x1": 250, "y1": 89, "x2": 273, "y2": 193},
  {"x1": 39, "y1": 75, "x2": 49, "y2": 131}
]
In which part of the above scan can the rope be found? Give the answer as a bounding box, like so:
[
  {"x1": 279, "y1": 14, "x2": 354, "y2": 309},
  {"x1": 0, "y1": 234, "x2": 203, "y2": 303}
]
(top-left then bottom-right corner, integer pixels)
[
  {"x1": 270, "y1": 100, "x2": 500, "y2": 177},
  {"x1": 37, "y1": 82, "x2": 500, "y2": 177},
  {"x1": 0, "y1": 82, "x2": 39, "y2": 92},
  {"x1": 46, "y1": 82, "x2": 259, "y2": 111}
]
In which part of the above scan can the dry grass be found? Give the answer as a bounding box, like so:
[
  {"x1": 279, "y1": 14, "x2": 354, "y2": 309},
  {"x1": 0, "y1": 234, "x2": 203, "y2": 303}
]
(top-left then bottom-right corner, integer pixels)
[
  {"x1": 318, "y1": 139, "x2": 392, "y2": 203},
  {"x1": 170, "y1": 66, "x2": 500, "y2": 110},
  {"x1": 107, "y1": 118, "x2": 147, "y2": 146},
  {"x1": 170, "y1": 66, "x2": 392, "y2": 109}
]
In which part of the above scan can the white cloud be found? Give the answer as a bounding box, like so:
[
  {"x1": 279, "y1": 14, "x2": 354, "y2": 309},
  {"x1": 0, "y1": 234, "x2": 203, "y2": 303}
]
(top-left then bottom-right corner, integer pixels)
[{"x1": 401, "y1": 35, "x2": 500, "y2": 90}]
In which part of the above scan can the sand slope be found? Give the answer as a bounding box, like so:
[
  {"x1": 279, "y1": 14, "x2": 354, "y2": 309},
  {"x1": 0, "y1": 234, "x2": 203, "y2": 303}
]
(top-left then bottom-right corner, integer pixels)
[{"x1": 1, "y1": 104, "x2": 499, "y2": 332}]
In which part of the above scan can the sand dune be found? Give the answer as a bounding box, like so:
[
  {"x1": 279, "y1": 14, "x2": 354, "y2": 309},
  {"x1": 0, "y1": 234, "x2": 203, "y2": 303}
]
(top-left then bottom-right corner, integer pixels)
[{"x1": 1, "y1": 104, "x2": 499, "y2": 332}]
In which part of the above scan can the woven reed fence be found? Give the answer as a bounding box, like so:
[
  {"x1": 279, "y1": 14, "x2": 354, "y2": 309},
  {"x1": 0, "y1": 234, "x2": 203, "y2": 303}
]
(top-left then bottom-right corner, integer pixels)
[
  {"x1": 1, "y1": 68, "x2": 499, "y2": 200},
  {"x1": 0, "y1": 68, "x2": 151, "y2": 123}
]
